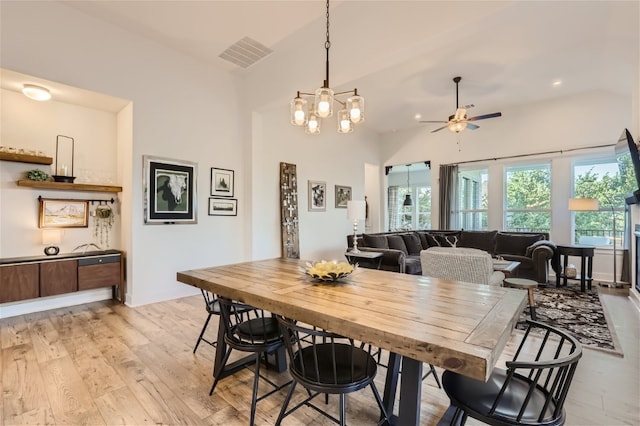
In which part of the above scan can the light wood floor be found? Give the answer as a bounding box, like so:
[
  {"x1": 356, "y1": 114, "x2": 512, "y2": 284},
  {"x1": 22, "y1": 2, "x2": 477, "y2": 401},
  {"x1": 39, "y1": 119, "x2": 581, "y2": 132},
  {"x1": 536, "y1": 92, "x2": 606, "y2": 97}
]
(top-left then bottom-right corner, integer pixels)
[{"x1": 1, "y1": 288, "x2": 638, "y2": 425}]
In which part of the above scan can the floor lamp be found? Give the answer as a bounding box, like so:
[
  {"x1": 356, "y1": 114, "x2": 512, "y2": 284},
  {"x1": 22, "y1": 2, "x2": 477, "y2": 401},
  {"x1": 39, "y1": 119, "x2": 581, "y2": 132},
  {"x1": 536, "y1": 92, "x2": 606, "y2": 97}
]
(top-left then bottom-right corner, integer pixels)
[
  {"x1": 347, "y1": 200, "x2": 366, "y2": 253},
  {"x1": 569, "y1": 197, "x2": 620, "y2": 286}
]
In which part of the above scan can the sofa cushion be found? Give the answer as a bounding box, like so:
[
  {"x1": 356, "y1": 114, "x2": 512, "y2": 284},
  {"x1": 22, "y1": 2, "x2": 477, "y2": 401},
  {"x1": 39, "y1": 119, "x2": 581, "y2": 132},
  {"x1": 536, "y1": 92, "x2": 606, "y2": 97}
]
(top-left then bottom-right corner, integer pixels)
[
  {"x1": 495, "y1": 233, "x2": 545, "y2": 256},
  {"x1": 402, "y1": 233, "x2": 423, "y2": 255},
  {"x1": 459, "y1": 230, "x2": 498, "y2": 254},
  {"x1": 363, "y1": 234, "x2": 389, "y2": 249},
  {"x1": 387, "y1": 235, "x2": 409, "y2": 254}
]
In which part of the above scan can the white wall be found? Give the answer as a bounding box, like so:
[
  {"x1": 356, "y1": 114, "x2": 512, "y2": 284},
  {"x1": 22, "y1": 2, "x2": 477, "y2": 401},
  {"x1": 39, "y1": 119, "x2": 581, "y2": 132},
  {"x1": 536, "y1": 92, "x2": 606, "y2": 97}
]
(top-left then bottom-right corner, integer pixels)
[
  {"x1": 1, "y1": 1, "x2": 246, "y2": 309},
  {"x1": 251, "y1": 105, "x2": 381, "y2": 262},
  {"x1": 0, "y1": 89, "x2": 121, "y2": 256}
]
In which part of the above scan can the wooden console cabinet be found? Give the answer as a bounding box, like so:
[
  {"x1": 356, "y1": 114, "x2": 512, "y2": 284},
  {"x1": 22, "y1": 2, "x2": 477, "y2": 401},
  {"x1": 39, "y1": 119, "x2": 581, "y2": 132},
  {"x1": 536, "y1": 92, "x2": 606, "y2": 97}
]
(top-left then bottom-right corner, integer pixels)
[{"x1": 0, "y1": 250, "x2": 124, "y2": 304}]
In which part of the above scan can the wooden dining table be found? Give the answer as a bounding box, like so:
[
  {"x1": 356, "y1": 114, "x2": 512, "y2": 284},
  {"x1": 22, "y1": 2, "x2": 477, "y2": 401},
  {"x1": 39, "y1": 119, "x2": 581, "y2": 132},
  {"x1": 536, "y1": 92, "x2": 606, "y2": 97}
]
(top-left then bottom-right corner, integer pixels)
[{"x1": 176, "y1": 257, "x2": 527, "y2": 425}]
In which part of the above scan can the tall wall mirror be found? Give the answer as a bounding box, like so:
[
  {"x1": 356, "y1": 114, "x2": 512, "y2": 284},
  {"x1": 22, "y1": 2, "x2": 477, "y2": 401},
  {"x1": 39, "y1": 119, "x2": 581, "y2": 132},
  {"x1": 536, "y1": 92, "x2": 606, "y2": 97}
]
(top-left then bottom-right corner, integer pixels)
[{"x1": 385, "y1": 161, "x2": 431, "y2": 231}]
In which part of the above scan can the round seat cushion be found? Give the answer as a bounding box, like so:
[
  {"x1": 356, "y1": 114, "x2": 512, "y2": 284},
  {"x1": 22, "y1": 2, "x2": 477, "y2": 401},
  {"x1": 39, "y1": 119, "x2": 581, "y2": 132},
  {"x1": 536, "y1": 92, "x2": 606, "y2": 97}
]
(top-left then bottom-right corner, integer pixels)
[{"x1": 442, "y1": 369, "x2": 560, "y2": 424}]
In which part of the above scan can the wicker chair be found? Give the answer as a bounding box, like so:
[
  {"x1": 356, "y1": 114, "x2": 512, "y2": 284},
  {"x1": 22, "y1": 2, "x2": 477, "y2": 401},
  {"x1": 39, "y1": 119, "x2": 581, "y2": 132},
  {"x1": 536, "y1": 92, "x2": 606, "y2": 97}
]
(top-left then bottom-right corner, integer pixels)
[{"x1": 420, "y1": 247, "x2": 505, "y2": 286}]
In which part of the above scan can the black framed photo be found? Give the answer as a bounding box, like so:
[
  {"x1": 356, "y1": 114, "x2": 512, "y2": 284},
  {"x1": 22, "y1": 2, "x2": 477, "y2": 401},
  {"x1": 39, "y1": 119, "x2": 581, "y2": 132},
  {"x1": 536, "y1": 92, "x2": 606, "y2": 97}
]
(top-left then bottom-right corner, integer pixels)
[
  {"x1": 143, "y1": 155, "x2": 197, "y2": 224},
  {"x1": 211, "y1": 167, "x2": 234, "y2": 197},
  {"x1": 334, "y1": 185, "x2": 352, "y2": 208},
  {"x1": 208, "y1": 197, "x2": 237, "y2": 216},
  {"x1": 308, "y1": 180, "x2": 326, "y2": 211}
]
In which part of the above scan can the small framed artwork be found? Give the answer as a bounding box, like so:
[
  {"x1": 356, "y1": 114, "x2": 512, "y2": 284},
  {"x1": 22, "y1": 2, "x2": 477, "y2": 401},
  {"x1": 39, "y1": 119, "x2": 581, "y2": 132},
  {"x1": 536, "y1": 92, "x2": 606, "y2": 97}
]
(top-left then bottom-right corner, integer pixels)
[
  {"x1": 39, "y1": 198, "x2": 89, "y2": 228},
  {"x1": 334, "y1": 185, "x2": 352, "y2": 208},
  {"x1": 211, "y1": 167, "x2": 234, "y2": 197},
  {"x1": 208, "y1": 197, "x2": 237, "y2": 216},
  {"x1": 308, "y1": 180, "x2": 326, "y2": 211},
  {"x1": 143, "y1": 155, "x2": 198, "y2": 224}
]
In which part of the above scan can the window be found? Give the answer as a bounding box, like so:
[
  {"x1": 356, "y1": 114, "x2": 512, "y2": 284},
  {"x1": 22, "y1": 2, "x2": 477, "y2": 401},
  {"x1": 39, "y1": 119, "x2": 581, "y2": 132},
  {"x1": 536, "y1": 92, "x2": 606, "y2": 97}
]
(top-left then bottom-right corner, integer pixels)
[
  {"x1": 389, "y1": 186, "x2": 431, "y2": 231},
  {"x1": 457, "y1": 168, "x2": 488, "y2": 230},
  {"x1": 573, "y1": 156, "x2": 634, "y2": 246},
  {"x1": 504, "y1": 163, "x2": 551, "y2": 233}
]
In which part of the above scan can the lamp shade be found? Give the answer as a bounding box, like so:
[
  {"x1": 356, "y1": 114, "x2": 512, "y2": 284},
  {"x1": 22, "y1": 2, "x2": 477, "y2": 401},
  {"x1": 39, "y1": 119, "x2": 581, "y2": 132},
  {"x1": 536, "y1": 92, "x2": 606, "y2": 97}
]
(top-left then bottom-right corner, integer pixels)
[
  {"x1": 42, "y1": 229, "x2": 62, "y2": 245},
  {"x1": 568, "y1": 198, "x2": 599, "y2": 211},
  {"x1": 347, "y1": 200, "x2": 366, "y2": 221}
]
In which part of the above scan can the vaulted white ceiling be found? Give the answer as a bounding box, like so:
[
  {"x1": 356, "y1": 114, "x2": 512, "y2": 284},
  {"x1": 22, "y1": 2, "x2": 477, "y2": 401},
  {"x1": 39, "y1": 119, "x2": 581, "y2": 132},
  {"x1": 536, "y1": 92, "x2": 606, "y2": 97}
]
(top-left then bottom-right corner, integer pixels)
[{"x1": 50, "y1": 1, "x2": 640, "y2": 134}]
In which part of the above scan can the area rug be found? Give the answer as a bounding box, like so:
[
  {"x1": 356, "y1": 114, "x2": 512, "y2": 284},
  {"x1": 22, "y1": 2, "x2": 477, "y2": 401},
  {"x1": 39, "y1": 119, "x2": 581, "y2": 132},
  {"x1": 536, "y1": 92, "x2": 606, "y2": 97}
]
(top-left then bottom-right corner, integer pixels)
[{"x1": 515, "y1": 285, "x2": 623, "y2": 356}]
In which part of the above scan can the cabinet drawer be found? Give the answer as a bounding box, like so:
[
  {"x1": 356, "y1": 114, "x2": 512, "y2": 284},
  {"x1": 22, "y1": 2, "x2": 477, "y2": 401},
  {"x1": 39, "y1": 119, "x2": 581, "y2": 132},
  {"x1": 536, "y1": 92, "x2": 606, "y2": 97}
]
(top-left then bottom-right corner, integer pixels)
[
  {"x1": 78, "y1": 262, "x2": 120, "y2": 290},
  {"x1": 78, "y1": 255, "x2": 120, "y2": 266},
  {"x1": 0, "y1": 263, "x2": 39, "y2": 303}
]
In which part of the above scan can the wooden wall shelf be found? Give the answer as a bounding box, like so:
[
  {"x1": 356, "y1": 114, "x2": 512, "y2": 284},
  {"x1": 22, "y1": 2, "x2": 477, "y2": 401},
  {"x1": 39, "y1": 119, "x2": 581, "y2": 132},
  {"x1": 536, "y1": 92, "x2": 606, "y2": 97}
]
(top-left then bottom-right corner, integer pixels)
[
  {"x1": 0, "y1": 152, "x2": 53, "y2": 165},
  {"x1": 17, "y1": 180, "x2": 122, "y2": 193}
]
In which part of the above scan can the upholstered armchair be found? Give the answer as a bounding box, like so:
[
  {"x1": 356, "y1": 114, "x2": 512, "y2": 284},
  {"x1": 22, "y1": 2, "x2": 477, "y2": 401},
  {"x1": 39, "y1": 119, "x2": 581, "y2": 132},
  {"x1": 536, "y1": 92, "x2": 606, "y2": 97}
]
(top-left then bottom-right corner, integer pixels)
[{"x1": 420, "y1": 247, "x2": 505, "y2": 286}]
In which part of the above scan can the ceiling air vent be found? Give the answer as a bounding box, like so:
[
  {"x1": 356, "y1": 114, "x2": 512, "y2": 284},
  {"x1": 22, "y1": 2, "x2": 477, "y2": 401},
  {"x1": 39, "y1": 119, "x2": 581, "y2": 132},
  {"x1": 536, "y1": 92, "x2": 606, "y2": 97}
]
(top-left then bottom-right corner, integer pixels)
[{"x1": 219, "y1": 36, "x2": 273, "y2": 69}]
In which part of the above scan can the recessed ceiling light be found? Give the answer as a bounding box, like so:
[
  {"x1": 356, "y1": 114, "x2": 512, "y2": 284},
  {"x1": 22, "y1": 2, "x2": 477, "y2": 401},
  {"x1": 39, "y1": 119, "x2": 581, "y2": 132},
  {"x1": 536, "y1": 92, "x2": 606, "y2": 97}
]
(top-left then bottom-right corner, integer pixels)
[
  {"x1": 552, "y1": 80, "x2": 563, "y2": 87},
  {"x1": 22, "y1": 84, "x2": 52, "y2": 101},
  {"x1": 414, "y1": 113, "x2": 422, "y2": 120}
]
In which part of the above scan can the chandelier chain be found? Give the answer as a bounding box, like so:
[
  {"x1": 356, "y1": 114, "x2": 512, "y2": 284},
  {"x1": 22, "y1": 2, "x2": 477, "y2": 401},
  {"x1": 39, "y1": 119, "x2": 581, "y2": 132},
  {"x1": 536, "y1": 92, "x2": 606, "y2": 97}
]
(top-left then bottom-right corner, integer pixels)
[{"x1": 325, "y1": 0, "x2": 331, "y2": 50}]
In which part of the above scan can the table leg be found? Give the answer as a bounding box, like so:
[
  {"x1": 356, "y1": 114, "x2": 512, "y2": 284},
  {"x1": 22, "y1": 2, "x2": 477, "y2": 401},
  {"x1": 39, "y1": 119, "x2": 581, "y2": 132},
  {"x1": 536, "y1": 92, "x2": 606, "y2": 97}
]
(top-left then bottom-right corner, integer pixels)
[
  {"x1": 382, "y1": 352, "x2": 401, "y2": 422},
  {"x1": 587, "y1": 255, "x2": 593, "y2": 290},
  {"x1": 580, "y1": 254, "x2": 587, "y2": 292},
  {"x1": 399, "y1": 357, "x2": 423, "y2": 425}
]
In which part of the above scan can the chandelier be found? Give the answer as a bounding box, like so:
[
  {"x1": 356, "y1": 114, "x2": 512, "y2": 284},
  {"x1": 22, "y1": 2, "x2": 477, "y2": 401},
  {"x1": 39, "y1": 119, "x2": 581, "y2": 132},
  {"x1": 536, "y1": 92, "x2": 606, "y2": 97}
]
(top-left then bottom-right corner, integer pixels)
[{"x1": 290, "y1": 0, "x2": 364, "y2": 135}]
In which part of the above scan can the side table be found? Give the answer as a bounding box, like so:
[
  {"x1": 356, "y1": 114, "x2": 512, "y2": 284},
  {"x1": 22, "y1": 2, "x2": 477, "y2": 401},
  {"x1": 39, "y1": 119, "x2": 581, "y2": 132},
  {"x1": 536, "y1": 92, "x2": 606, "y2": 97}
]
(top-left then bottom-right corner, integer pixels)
[
  {"x1": 345, "y1": 251, "x2": 383, "y2": 270},
  {"x1": 556, "y1": 244, "x2": 595, "y2": 292}
]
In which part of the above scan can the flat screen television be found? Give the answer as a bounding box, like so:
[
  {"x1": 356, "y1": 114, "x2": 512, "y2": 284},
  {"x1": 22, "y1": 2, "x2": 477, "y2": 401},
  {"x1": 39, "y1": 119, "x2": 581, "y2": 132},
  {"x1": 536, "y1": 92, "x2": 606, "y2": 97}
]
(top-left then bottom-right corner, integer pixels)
[{"x1": 614, "y1": 128, "x2": 640, "y2": 205}]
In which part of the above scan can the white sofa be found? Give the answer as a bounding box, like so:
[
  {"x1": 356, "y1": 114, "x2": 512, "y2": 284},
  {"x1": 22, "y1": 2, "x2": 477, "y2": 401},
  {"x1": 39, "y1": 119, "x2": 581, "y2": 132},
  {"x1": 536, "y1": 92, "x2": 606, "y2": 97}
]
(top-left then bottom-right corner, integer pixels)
[{"x1": 420, "y1": 247, "x2": 505, "y2": 286}]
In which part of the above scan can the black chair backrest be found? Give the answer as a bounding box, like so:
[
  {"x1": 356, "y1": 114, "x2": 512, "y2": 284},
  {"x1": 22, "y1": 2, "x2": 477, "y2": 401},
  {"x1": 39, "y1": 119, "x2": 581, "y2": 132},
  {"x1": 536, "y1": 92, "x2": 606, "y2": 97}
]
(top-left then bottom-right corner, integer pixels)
[
  {"x1": 277, "y1": 316, "x2": 377, "y2": 390},
  {"x1": 200, "y1": 289, "x2": 219, "y2": 314},
  {"x1": 492, "y1": 320, "x2": 582, "y2": 423},
  {"x1": 217, "y1": 297, "x2": 281, "y2": 349}
]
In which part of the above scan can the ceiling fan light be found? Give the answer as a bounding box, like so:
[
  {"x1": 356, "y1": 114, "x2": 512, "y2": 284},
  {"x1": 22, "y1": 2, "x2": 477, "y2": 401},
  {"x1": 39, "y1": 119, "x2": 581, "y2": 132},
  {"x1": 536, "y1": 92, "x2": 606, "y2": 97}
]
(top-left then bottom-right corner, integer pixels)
[
  {"x1": 448, "y1": 121, "x2": 467, "y2": 133},
  {"x1": 314, "y1": 87, "x2": 334, "y2": 118},
  {"x1": 337, "y1": 109, "x2": 353, "y2": 133},
  {"x1": 22, "y1": 84, "x2": 51, "y2": 101},
  {"x1": 290, "y1": 94, "x2": 308, "y2": 126}
]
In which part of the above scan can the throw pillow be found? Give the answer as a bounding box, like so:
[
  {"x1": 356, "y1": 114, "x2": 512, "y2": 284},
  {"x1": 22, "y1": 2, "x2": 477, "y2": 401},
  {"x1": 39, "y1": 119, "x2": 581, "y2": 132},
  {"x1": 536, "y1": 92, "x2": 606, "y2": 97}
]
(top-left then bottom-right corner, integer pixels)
[
  {"x1": 459, "y1": 230, "x2": 498, "y2": 255},
  {"x1": 495, "y1": 233, "x2": 545, "y2": 256},
  {"x1": 401, "y1": 233, "x2": 423, "y2": 255},
  {"x1": 362, "y1": 234, "x2": 389, "y2": 249},
  {"x1": 435, "y1": 235, "x2": 458, "y2": 247},
  {"x1": 387, "y1": 235, "x2": 409, "y2": 254}
]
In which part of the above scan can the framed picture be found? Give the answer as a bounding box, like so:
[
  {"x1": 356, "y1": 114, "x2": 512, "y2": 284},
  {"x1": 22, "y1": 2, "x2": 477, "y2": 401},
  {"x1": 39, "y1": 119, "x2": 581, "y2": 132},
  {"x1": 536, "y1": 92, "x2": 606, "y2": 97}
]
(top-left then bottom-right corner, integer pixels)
[
  {"x1": 39, "y1": 198, "x2": 89, "y2": 228},
  {"x1": 335, "y1": 185, "x2": 352, "y2": 208},
  {"x1": 308, "y1": 180, "x2": 326, "y2": 211},
  {"x1": 143, "y1": 155, "x2": 197, "y2": 224},
  {"x1": 211, "y1": 167, "x2": 234, "y2": 197},
  {"x1": 208, "y1": 197, "x2": 238, "y2": 216}
]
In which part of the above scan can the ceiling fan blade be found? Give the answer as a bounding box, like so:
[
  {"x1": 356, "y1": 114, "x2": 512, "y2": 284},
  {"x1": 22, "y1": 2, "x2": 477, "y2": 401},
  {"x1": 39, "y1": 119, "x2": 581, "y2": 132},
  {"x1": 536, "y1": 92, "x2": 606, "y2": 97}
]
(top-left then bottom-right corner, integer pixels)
[
  {"x1": 467, "y1": 123, "x2": 480, "y2": 130},
  {"x1": 430, "y1": 125, "x2": 449, "y2": 133},
  {"x1": 467, "y1": 112, "x2": 502, "y2": 122},
  {"x1": 419, "y1": 120, "x2": 448, "y2": 124}
]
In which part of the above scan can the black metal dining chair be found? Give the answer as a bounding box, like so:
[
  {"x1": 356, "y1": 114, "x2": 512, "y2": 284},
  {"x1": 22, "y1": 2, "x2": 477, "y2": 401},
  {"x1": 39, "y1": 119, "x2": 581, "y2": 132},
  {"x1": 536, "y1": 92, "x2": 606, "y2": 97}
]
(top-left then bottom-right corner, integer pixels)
[
  {"x1": 193, "y1": 290, "x2": 220, "y2": 353},
  {"x1": 275, "y1": 316, "x2": 391, "y2": 426},
  {"x1": 209, "y1": 297, "x2": 290, "y2": 426},
  {"x1": 442, "y1": 320, "x2": 582, "y2": 426}
]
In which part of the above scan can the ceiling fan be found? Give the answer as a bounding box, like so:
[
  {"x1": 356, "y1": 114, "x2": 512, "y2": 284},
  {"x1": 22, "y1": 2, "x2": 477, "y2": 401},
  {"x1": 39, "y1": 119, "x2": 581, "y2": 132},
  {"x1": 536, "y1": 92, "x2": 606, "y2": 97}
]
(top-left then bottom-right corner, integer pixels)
[{"x1": 420, "y1": 76, "x2": 502, "y2": 133}]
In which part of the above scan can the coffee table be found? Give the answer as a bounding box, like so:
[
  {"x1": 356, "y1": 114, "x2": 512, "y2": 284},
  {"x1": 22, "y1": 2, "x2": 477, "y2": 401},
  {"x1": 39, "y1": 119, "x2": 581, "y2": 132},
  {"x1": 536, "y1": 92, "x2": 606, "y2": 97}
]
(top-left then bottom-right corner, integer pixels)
[
  {"x1": 493, "y1": 260, "x2": 520, "y2": 278},
  {"x1": 345, "y1": 250, "x2": 383, "y2": 269}
]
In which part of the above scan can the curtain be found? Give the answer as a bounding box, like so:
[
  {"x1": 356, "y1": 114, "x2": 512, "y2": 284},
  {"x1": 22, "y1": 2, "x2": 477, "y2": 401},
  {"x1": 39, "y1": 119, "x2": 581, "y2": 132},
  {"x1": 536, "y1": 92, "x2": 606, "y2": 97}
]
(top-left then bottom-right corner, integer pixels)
[
  {"x1": 439, "y1": 164, "x2": 458, "y2": 230},
  {"x1": 387, "y1": 186, "x2": 399, "y2": 231}
]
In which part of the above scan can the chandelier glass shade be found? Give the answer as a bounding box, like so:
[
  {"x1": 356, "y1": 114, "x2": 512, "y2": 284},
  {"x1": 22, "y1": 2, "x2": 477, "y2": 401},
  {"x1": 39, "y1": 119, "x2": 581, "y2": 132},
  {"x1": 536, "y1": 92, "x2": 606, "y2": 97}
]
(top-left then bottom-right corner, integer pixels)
[{"x1": 290, "y1": 0, "x2": 364, "y2": 135}]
